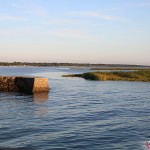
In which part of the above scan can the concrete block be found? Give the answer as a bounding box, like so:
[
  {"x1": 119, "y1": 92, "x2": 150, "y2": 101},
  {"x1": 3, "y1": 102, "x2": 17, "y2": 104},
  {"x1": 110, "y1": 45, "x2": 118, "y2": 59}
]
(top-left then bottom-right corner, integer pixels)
[{"x1": 0, "y1": 76, "x2": 49, "y2": 94}]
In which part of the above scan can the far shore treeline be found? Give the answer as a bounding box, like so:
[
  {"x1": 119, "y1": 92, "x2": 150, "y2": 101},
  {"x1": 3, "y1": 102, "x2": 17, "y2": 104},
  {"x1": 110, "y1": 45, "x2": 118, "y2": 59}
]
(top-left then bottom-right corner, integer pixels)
[{"x1": 0, "y1": 62, "x2": 149, "y2": 68}]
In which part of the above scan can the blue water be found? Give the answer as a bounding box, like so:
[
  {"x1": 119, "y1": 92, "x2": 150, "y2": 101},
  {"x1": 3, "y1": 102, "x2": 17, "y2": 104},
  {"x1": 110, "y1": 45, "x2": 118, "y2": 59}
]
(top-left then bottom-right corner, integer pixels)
[{"x1": 0, "y1": 66, "x2": 150, "y2": 150}]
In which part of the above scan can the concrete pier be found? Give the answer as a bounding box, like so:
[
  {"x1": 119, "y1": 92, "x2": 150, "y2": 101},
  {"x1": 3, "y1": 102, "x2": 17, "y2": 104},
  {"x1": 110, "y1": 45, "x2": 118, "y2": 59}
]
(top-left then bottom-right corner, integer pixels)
[{"x1": 0, "y1": 76, "x2": 49, "y2": 94}]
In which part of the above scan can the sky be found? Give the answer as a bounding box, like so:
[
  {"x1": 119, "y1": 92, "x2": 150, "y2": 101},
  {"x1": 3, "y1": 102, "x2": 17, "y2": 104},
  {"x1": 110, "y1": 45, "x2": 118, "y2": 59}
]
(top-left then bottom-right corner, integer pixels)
[{"x1": 0, "y1": 0, "x2": 150, "y2": 65}]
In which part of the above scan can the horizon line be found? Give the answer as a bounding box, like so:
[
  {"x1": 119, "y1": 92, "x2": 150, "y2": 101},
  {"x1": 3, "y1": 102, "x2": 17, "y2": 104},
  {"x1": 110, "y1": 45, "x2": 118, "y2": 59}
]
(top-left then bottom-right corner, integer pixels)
[{"x1": 0, "y1": 62, "x2": 149, "y2": 67}]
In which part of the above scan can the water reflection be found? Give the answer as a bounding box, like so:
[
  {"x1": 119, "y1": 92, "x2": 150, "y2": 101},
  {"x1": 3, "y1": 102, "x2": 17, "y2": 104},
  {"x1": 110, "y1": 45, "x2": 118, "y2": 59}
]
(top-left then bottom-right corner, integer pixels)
[
  {"x1": 33, "y1": 92, "x2": 49, "y2": 116},
  {"x1": 34, "y1": 106, "x2": 48, "y2": 116},
  {"x1": 0, "y1": 92, "x2": 49, "y2": 117},
  {"x1": 33, "y1": 92, "x2": 48, "y2": 104}
]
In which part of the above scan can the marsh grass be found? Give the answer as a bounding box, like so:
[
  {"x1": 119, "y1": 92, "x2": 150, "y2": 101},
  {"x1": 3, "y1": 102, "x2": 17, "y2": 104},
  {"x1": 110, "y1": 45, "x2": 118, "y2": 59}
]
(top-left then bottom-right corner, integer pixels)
[
  {"x1": 63, "y1": 70, "x2": 150, "y2": 82},
  {"x1": 91, "y1": 67, "x2": 150, "y2": 70}
]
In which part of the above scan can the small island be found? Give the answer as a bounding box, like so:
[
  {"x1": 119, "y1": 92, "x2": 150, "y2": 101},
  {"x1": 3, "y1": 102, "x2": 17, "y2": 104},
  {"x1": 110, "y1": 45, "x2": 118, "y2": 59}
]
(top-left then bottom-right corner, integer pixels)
[{"x1": 63, "y1": 69, "x2": 150, "y2": 82}]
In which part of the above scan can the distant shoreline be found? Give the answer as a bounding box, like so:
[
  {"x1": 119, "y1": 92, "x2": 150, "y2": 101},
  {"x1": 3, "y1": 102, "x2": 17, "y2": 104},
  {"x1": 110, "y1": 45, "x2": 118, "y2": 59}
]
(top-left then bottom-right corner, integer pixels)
[{"x1": 0, "y1": 62, "x2": 149, "y2": 68}]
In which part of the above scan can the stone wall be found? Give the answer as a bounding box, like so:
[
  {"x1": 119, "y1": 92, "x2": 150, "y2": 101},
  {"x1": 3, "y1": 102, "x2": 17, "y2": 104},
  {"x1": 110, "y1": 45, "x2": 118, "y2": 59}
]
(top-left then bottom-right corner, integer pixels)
[{"x1": 0, "y1": 76, "x2": 49, "y2": 93}]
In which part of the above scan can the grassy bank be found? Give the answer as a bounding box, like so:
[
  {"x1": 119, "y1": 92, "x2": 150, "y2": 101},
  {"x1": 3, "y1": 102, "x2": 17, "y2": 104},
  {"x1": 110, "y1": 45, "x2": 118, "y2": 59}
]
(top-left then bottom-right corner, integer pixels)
[
  {"x1": 91, "y1": 67, "x2": 150, "y2": 70},
  {"x1": 63, "y1": 70, "x2": 150, "y2": 82}
]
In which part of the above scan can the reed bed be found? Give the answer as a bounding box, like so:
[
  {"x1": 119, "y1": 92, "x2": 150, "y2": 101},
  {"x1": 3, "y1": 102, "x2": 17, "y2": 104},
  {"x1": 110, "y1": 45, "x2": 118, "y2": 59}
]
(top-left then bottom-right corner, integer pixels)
[{"x1": 63, "y1": 70, "x2": 150, "y2": 82}]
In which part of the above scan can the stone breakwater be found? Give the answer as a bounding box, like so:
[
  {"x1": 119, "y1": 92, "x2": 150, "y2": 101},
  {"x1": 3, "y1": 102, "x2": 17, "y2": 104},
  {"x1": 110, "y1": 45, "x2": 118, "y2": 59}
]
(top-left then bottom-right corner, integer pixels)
[{"x1": 0, "y1": 76, "x2": 49, "y2": 94}]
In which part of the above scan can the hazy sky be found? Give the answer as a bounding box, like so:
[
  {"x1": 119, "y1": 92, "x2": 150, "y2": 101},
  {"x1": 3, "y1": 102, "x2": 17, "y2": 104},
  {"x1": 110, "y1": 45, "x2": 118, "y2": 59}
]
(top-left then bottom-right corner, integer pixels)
[{"x1": 0, "y1": 0, "x2": 150, "y2": 65}]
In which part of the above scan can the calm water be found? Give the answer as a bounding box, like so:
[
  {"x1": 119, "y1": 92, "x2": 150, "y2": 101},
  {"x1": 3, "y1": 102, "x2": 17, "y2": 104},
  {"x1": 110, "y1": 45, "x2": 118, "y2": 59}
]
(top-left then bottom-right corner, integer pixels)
[{"x1": 0, "y1": 66, "x2": 150, "y2": 150}]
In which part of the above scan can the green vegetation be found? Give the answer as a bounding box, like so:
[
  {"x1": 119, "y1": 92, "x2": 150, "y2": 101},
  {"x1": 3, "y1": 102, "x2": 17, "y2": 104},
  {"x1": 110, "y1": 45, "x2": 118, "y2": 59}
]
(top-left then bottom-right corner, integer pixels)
[
  {"x1": 63, "y1": 70, "x2": 150, "y2": 82},
  {"x1": 0, "y1": 62, "x2": 149, "y2": 68},
  {"x1": 91, "y1": 67, "x2": 150, "y2": 70}
]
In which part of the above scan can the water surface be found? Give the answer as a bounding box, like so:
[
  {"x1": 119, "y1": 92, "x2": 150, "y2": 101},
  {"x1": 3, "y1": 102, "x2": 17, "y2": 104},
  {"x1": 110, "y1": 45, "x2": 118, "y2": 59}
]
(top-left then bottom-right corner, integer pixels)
[{"x1": 0, "y1": 66, "x2": 150, "y2": 150}]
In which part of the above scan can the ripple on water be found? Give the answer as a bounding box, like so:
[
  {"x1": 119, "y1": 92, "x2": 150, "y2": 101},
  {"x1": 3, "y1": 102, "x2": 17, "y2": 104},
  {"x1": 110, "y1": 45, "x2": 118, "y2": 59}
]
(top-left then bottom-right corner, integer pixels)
[{"x1": 0, "y1": 67, "x2": 150, "y2": 150}]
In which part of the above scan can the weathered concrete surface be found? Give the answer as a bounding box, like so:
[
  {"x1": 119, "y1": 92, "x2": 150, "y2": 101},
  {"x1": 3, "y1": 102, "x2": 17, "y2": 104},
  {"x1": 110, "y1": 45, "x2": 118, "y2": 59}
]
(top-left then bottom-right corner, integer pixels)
[
  {"x1": 33, "y1": 78, "x2": 49, "y2": 92},
  {"x1": 0, "y1": 76, "x2": 18, "y2": 92},
  {"x1": 0, "y1": 76, "x2": 49, "y2": 94}
]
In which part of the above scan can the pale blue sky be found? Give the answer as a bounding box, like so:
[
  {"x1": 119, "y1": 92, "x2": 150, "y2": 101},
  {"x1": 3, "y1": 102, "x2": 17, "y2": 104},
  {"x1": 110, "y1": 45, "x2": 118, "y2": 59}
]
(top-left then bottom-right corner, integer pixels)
[{"x1": 0, "y1": 0, "x2": 150, "y2": 65}]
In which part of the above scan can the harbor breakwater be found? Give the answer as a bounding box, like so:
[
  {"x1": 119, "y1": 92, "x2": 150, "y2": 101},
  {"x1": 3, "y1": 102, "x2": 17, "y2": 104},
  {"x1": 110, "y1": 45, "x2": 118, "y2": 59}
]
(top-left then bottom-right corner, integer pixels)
[{"x1": 0, "y1": 76, "x2": 49, "y2": 94}]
